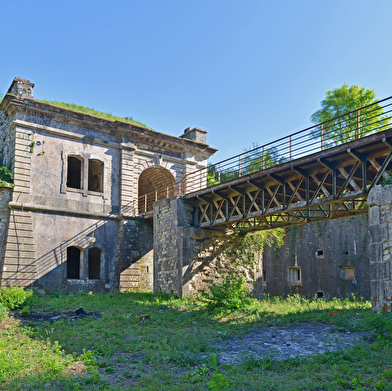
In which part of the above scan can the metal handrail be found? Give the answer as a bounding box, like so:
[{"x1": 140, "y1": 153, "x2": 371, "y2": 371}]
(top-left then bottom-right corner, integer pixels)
[{"x1": 135, "y1": 96, "x2": 392, "y2": 215}]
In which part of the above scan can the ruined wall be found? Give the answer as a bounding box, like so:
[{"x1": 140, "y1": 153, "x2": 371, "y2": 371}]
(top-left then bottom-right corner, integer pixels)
[
  {"x1": 368, "y1": 185, "x2": 392, "y2": 312},
  {"x1": 263, "y1": 215, "x2": 370, "y2": 299}
]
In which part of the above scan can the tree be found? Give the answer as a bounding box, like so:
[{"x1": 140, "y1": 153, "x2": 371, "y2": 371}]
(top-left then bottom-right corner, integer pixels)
[
  {"x1": 310, "y1": 84, "x2": 388, "y2": 147},
  {"x1": 207, "y1": 143, "x2": 287, "y2": 187}
]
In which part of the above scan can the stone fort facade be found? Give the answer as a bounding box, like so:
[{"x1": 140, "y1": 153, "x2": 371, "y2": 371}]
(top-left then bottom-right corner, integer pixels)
[
  {"x1": 0, "y1": 77, "x2": 216, "y2": 292},
  {"x1": 1, "y1": 78, "x2": 388, "y2": 308}
]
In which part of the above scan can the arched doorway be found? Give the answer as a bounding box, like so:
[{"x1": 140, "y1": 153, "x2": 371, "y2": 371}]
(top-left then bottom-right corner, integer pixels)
[{"x1": 138, "y1": 167, "x2": 175, "y2": 214}]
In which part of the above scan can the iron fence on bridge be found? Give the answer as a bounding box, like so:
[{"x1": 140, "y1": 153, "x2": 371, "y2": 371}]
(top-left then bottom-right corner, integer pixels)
[{"x1": 136, "y1": 96, "x2": 392, "y2": 215}]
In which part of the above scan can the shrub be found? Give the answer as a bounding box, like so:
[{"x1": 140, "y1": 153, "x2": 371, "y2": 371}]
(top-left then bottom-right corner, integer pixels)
[
  {"x1": 203, "y1": 272, "x2": 250, "y2": 313},
  {"x1": 0, "y1": 286, "x2": 33, "y2": 310},
  {"x1": 0, "y1": 303, "x2": 8, "y2": 319}
]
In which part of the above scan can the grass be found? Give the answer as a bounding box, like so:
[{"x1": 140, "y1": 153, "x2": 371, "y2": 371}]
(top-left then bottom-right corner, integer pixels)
[
  {"x1": 1, "y1": 291, "x2": 392, "y2": 390},
  {"x1": 37, "y1": 100, "x2": 152, "y2": 130}
]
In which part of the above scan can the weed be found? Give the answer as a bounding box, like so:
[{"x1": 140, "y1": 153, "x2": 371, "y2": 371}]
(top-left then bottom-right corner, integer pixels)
[
  {"x1": 383, "y1": 170, "x2": 392, "y2": 185},
  {"x1": 79, "y1": 349, "x2": 101, "y2": 382},
  {"x1": 203, "y1": 272, "x2": 250, "y2": 313},
  {"x1": 0, "y1": 304, "x2": 8, "y2": 319},
  {"x1": 0, "y1": 286, "x2": 33, "y2": 310},
  {"x1": 0, "y1": 164, "x2": 13, "y2": 186},
  {"x1": 104, "y1": 366, "x2": 115, "y2": 374},
  {"x1": 2, "y1": 291, "x2": 392, "y2": 390},
  {"x1": 208, "y1": 353, "x2": 228, "y2": 390}
]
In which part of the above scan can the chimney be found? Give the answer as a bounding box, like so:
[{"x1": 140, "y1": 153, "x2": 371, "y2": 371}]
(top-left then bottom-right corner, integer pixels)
[
  {"x1": 7, "y1": 77, "x2": 35, "y2": 99},
  {"x1": 181, "y1": 127, "x2": 207, "y2": 144}
]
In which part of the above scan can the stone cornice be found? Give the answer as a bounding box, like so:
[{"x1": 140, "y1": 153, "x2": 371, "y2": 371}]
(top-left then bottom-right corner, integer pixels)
[{"x1": 1, "y1": 94, "x2": 218, "y2": 157}]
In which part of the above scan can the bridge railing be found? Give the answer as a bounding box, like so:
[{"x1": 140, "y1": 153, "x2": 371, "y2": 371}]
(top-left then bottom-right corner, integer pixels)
[{"x1": 136, "y1": 96, "x2": 392, "y2": 215}]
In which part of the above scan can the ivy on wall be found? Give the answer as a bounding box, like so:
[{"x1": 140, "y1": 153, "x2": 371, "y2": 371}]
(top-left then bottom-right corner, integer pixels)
[
  {"x1": 0, "y1": 158, "x2": 13, "y2": 187},
  {"x1": 230, "y1": 228, "x2": 285, "y2": 267}
]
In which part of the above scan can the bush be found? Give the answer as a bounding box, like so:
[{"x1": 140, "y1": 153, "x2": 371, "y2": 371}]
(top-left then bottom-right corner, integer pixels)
[
  {"x1": 203, "y1": 272, "x2": 250, "y2": 313},
  {"x1": 0, "y1": 286, "x2": 33, "y2": 310},
  {"x1": 0, "y1": 303, "x2": 8, "y2": 319}
]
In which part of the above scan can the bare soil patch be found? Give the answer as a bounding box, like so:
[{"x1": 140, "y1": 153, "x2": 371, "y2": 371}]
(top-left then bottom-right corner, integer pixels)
[{"x1": 213, "y1": 322, "x2": 371, "y2": 364}]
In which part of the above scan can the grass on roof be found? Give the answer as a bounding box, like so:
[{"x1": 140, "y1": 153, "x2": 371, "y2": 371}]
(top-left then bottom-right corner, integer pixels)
[{"x1": 37, "y1": 100, "x2": 152, "y2": 130}]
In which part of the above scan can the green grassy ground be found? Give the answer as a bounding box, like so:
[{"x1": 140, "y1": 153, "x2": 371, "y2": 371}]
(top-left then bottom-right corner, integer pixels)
[{"x1": 1, "y1": 291, "x2": 392, "y2": 390}]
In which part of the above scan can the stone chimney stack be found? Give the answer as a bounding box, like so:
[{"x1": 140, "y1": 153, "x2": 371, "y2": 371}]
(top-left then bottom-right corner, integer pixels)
[
  {"x1": 7, "y1": 77, "x2": 35, "y2": 99},
  {"x1": 181, "y1": 127, "x2": 207, "y2": 144}
]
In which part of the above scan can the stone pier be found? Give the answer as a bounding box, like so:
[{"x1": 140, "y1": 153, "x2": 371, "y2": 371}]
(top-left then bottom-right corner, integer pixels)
[{"x1": 368, "y1": 185, "x2": 392, "y2": 312}]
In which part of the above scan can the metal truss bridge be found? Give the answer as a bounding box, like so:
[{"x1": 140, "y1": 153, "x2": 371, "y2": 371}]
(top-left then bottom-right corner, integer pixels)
[{"x1": 138, "y1": 97, "x2": 392, "y2": 231}]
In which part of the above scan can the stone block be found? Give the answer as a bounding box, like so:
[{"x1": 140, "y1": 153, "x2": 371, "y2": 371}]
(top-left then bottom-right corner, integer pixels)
[
  {"x1": 369, "y1": 225, "x2": 385, "y2": 244},
  {"x1": 368, "y1": 185, "x2": 392, "y2": 207},
  {"x1": 369, "y1": 242, "x2": 383, "y2": 264},
  {"x1": 368, "y1": 205, "x2": 380, "y2": 225}
]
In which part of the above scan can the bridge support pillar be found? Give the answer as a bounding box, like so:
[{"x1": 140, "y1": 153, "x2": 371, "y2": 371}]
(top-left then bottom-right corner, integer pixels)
[
  {"x1": 368, "y1": 185, "x2": 392, "y2": 312},
  {"x1": 153, "y1": 196, "x2": 199, "y2": 296},
  {"x1": 153, "y1": 196, "x2": 261, "y2": 297}
]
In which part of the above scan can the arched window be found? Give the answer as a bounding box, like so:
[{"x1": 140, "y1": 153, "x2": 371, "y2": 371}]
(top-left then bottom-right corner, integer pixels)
[
  {"x1": 67, "y1": 156, "x2": 83, "y2": 189},
  {"x1": 67, "y1": 246, "x2": 81, "y2": 279},
  {"x1": 88, "y1": 247, "x2": 102, "y2": 280},
  {"x1": 88, "y1": 159, "x2": 104, "y2": 192}
]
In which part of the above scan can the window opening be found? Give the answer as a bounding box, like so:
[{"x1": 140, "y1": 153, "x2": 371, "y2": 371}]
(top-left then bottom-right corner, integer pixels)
[
  {"x1": 67, "y1": 246, "x2": 80, "y2": 279},
  {"x1": 289, "y1": 267, "x2": 302, "y2": 285},
  {"x1": 316, "y1": 291, "x2": 324, "y2": 298},
  {"x1": 316, "y1": 249, "x2": 324, "y2": 258},
  {"x1": 67, "y1": 156, "x2": 82, "y2": 189},
  {"x1": 88, "y1": 159, "x2": 103, "y2": 192},
  {"x1": 88, "y1": 247, "x2": 102, "y2": 280}
]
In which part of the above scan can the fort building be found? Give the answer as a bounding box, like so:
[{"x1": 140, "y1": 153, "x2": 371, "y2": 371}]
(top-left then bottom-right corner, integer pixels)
[{"x1": 0, "y1": 77, "x2": 216, "y2": 292}]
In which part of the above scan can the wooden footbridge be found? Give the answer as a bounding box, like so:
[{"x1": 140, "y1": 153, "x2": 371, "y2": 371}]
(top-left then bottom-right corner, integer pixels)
[{"x1": 138, "y1": 97, "x2": 392, "y2": 231}]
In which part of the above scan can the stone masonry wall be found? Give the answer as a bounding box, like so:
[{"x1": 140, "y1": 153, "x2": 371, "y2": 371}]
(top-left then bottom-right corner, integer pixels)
[
  {"x1": 180, "y1": 227, "x2": 259, "y2": 296},
  {"x1": 153, "y1": 197, "x2": 183, "y2": 294},
  {"x1": 153, "y1": 196, "x2": 375, "y2": 300},
  {"x1": 368, "y1": 185, "x2": 392, "y2": 312},
  {"x1": 0, "y1": 187, "x2": 12, "y2": 278},
  {"x1": 153, "y1": 196, "x2": 259, "y2": 297},
  {"x1": 118, "y1": 218, "x2": 153, "y2": 292},
  {"x1": 263, "y1": 215, "x2": 370, "y2": 299}
]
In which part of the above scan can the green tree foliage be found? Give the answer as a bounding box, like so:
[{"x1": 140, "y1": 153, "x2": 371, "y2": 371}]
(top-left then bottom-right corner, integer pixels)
[
  {"x1": 207, "y1": 143, "x2": 287, "y2": 187},
  {"x1": 242, "y1": 143, "x2": 287, "y2": 175},
  {"x1": 310, "y1": 84, "x2": 388, "y2": 146},
  {"x1": 0, "y1": 91, "x2": 3, "y2": 103}
]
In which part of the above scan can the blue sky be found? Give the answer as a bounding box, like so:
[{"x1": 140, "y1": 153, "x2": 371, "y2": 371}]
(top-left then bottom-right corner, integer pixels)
[{"x1": 1, "y1": 0, "x2": 391, "y2": 162}]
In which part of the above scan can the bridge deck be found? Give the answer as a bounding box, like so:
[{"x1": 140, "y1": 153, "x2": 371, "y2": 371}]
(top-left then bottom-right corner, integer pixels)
[
  {"x1": 184, "y1": 128, "x2": 392, "y2": 231},
  {"x1": 136, "y1": 97, "x2": 392, "y2": 229}
]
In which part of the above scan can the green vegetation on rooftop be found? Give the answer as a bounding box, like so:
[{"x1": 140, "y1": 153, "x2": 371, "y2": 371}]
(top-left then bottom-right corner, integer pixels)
[{"x1": 37, "y1": 100, "x2": 153, "y2": 130}]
